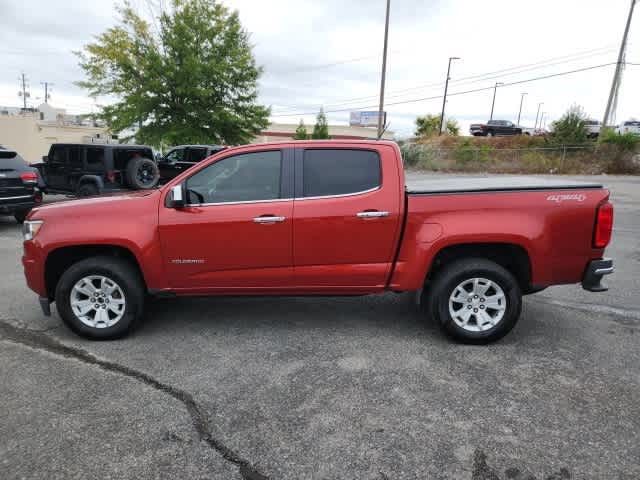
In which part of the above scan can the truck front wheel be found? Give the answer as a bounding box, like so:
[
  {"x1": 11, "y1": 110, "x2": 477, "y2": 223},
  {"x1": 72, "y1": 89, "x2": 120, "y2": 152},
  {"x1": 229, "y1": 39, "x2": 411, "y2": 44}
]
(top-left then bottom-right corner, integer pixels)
[
  {"x1": 54, "y1": 256, "x2": 145, "y2": 340},
  {"x1": 427, "y1": 258, "x2": 522, "y2": 344}
]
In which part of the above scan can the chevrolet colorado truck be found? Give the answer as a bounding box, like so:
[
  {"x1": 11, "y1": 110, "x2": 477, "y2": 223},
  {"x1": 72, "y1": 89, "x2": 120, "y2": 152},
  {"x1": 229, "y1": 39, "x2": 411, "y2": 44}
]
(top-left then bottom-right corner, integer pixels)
[{"x1": 22, "y1": 140, "x2": 614, "y2": 343}]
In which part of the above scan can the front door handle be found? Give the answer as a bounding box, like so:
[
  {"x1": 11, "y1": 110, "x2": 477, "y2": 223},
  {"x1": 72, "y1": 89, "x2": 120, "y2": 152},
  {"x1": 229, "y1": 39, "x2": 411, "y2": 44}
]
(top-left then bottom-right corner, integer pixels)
[
  {"x1": 253, "y1": 215, "x2": 286, "y2": 223},
  {"x1": 357, "y1": 211, "x2": 389, "y2": 218}
]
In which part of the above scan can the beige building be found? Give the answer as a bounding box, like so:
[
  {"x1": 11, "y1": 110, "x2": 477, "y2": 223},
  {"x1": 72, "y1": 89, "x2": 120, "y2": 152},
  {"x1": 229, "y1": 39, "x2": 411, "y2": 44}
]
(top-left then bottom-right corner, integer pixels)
[
  {"x1": 0, "y1": 106, "x2": 110, "y2": 163},
  {"x1": 253, "y1": 122, "x2": 394, "y2": 143}
]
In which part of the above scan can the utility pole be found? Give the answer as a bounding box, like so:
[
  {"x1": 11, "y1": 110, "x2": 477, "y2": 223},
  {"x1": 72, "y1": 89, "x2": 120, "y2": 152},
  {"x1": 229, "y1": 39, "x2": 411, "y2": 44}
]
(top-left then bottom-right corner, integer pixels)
[
  {"x1": 534, "y1": 102, "x2": 544, "y2": 129},
  {"x1": 41, "y1": 82, "x2": 53, "y2": 103},
  {"x1": 377, "y1": 0, "x2": 391, "y2": 139},
  {"x1": 439, "y1": 56, "x2": 460, "y2": 135},
  {"x1": 18, "y1": 73, "x2": 30, "y2": 109},
  {"x1": 539, "y1": 112, "x2": 546, "y2": 132},
  {"x1": 517, "y1": 92, "x2": 527, "y2": 126},
  {"x1": 602, "y1": 0, "x2": 636, "y2": 128},
  {"x1": 489, "y1": 82, "x2": 503, "y2": 121}
]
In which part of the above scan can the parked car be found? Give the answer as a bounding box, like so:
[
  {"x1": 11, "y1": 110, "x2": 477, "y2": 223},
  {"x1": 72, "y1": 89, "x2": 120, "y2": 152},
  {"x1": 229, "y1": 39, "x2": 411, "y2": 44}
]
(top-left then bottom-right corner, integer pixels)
[
  {"x1": 585, "y1": 119, "x2": 602, "y2": 139},
  {"x1": 34, "y1": 144, "x2": 159, "y2": 196},
  {"x1": 617, "y1": 120, "x2": 640, "y2": 135},
  {"x1": 22, "y1": 140, "x2": 614, "y2": 343},
  {"x1": 0, "y1": 147, "x2": 43, "y2": 223},
  {"x1": 470, "y1": 120, "x2": 523, "y2": 136},
  {"x1": 158, "y1": 144, "x2": 226, "y2": 183}
]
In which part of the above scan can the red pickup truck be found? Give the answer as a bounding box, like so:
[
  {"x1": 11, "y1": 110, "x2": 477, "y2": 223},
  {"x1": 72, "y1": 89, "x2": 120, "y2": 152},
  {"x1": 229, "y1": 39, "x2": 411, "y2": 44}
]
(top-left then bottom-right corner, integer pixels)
[{"x1": 22, "y1": 140, "x2": 614, "y2": 343}]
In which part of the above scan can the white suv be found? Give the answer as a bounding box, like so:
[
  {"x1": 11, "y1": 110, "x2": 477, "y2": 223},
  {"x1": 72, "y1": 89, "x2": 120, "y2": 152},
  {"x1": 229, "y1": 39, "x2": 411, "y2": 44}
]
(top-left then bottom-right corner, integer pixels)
[{"x1": 617, "y1": 120, "x2": 640, "y2": 135}]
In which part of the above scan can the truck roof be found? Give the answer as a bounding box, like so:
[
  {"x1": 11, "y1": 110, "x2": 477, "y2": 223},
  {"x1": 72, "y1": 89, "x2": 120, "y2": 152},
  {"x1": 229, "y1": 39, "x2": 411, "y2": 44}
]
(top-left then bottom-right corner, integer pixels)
[{"x1": 225, "y1": 139, "x2": 398, "y2": 150}]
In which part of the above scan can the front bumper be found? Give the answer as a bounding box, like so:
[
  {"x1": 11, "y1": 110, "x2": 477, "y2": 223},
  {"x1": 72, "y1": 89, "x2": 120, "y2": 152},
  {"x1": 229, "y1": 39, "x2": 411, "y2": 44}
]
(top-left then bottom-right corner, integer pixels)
[{"x1": 582, "y1": 258, "x2": 614, "y2": 292}]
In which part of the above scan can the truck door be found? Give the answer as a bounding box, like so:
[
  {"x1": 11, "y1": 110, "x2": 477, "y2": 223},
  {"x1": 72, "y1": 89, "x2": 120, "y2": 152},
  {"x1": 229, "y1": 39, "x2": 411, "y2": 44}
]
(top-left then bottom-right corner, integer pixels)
[
  {"x1": 292, "y1": 146, "x2": 402, "y2": 290},
  {"x1": 158, "y1": 147, "x2": 295, "y2": 291}
]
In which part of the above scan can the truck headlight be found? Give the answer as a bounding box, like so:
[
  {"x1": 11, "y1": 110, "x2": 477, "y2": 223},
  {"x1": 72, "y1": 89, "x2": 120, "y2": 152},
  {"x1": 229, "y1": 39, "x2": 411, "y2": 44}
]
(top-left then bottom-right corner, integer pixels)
[{"x1": 23, "y1": 220, "x2": 44, "y2": 241}]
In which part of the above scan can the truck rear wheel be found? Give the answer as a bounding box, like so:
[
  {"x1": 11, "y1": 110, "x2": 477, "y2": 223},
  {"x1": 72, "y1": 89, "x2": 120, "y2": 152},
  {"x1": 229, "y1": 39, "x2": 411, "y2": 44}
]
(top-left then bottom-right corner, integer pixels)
[
  {"x1": 55, "y1": 256, "x2": 145, "y2": 340},
  {"x1": 427, "y1": 258, "x2": 522, "y2": 344},
  {"x1": 126, "y1": 157, "x2": 159, "y2": 190}
]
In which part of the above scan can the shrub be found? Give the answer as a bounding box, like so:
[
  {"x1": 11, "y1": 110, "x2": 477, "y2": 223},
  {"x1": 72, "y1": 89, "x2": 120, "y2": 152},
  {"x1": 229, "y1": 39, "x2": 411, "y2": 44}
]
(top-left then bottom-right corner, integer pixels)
[
  {"x1": 599, "y1": 129, "x2": 640, "y2": 151},
  {"x1": 415, "y1": 114, "x2": 459, "y2": 137},
  {"x1": 549, "y1": 104, "x2": 589, "y2": 145}
]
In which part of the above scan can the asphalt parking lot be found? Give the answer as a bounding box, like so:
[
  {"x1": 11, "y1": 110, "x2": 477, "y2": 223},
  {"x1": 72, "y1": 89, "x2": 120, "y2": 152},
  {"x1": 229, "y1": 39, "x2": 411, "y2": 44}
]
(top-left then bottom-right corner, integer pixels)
[{"x1": 1, "y1": 174, "x2": 639, "y2": 480}]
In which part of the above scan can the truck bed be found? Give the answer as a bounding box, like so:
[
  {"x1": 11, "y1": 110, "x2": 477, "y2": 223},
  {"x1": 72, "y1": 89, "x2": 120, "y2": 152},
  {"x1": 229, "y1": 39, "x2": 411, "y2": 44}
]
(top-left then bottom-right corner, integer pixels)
[{"x1": 406, "y1": 176, "x2": 603, "y2": 194}]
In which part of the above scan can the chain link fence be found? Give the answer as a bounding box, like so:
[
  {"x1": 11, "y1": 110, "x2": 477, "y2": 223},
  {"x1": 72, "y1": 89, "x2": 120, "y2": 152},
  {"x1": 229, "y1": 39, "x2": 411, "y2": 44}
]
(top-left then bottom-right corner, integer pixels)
[{"x1": 400, "y1": 143, "x2": 640, "y2": 174}]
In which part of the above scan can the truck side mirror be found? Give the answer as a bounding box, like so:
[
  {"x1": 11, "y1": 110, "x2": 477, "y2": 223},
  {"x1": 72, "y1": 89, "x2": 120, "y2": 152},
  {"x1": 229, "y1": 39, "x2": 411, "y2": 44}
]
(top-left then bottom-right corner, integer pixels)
[
  {"x1": 42, "y1": 155, "x2": 48, "y2": 162},
  {"x1": 170, "y1": 184, "x2": 185, "y2": 208}
]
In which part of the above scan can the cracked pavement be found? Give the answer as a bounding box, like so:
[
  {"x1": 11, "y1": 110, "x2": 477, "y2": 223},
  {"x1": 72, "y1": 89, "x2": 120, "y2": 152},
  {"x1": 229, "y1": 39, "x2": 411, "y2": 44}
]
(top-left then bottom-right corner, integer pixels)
[{"x1": 1, "y1": 174, "x2": 639, "y2": 479}]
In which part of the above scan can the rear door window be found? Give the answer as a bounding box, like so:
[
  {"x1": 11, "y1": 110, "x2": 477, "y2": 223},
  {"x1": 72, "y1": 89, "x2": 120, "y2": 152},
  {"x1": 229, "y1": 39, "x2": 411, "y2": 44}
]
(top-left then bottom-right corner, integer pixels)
[{"x1": 302, "y1": 149, "x2": 381, "y2": 198}]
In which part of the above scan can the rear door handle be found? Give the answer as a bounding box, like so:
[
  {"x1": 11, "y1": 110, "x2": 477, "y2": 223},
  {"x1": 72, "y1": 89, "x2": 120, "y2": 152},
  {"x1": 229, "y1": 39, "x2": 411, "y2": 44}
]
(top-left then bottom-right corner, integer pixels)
[
  {"x1": 253, "y1": 215, "x2": 286, "y2": 223},
  {"x1": 357, "y1": 211, "x2": 389, "y2": 218}
]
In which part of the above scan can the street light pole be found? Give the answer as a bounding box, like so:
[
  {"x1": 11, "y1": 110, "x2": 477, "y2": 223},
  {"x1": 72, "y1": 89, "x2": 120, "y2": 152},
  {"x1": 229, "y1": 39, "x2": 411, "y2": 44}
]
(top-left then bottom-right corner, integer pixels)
[
  {"x1": 602, "y1": 0, "x2": 637, "y2": 128},
  {"x1": 377, "y1": 0, "x2": 391, "y2": 139},
  {"x1": 534, "y1": 102, "x2": 544, "y2": 129},
  {"x1": 489, "y1": 82, "x2": 503, "y2": 121},
  {"x1": 439, "y1": 56, "x2": 460, "y2": 136},
  {"x1": 517, "y1": 92, "x2": 527, "y2": 126}
]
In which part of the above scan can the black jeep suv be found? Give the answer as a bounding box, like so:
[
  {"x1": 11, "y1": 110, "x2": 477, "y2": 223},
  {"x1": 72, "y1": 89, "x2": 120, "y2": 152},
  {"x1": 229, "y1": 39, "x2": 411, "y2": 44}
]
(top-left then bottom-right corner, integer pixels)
[
  {"x1": 35, "y1": 144, "x2": 159, "y2": 196},
  {"x1": 0, "y1": 147, "x2": 43, "y2": 223}
]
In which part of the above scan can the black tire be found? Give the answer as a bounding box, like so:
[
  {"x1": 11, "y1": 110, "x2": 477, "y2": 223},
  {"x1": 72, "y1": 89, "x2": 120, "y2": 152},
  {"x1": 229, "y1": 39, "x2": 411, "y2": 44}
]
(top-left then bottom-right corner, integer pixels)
[
  {"x1": 77, "y1": 182, "x2": 99, "y2": 197},
  {"x1": 126, "y1": 157, "x2": 159, "y2": 190},
  {"x1": 14, "y1": 210, "x2": 29, "y2": 224},
  {"x1": 427, "y1": 258, "x2": 522, "y2": 344},
  {"x1": 55, "y1": 256, "x2": 145, "y2": 340},
  {"x1": 487, "y1": 131, "x2": 495, "y2": 137}
]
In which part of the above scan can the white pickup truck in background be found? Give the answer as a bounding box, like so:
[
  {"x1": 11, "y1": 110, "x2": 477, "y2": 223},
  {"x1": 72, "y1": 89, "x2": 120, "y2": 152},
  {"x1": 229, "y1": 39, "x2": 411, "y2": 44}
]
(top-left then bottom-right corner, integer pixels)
[{"x1": 617, "y1": 120, "x2": 640, "y2": 135}]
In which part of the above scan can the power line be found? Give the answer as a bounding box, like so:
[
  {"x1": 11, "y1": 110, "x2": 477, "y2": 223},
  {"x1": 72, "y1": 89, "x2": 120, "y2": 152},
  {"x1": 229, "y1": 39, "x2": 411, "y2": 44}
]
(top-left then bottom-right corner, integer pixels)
[
  {"x1": 271, "y1": 62, "x2": 617, "y2": 117},
  {"x1": 270, "y1": 45, "x2": 618, "y2": 114}
]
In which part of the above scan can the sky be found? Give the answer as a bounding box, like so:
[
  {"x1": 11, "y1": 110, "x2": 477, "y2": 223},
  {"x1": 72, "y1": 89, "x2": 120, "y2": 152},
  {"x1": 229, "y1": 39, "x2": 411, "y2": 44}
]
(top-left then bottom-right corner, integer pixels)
[{"x1": 1, "y1": 0, "x2": 639, "y2": 137}]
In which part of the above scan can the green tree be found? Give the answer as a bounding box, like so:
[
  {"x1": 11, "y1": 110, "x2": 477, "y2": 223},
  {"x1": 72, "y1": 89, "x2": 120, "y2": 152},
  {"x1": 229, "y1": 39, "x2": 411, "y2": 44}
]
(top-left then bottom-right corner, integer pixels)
[
  {"x1": 414, "y1": 114, "x2": 459, "y2": 137},
  {"x1": 550, "y1": 105, "x2": 589, "y2": 145},
  {"x1": 312, "y1": 108, "x2": 330, "y2": 139},
  {"x1": 76, "y1": 0, "x2": 270, "y2": 146},
  {"x1": 293, "y1": 119, "x2": 309, "y2": 140}
]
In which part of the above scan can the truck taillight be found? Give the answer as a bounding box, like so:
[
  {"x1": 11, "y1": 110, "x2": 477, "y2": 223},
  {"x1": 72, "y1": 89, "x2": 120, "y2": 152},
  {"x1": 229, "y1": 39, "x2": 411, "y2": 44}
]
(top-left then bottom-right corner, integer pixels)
[
  {"x1": 20, "y1": 171, "x2": 38, "y2": 184},
  {"x1": 594, "y1": 201, "x2": 613, "y2": 248},
  {"x1": 106, "y1": 170, "x2": 116, "y2": 183}
]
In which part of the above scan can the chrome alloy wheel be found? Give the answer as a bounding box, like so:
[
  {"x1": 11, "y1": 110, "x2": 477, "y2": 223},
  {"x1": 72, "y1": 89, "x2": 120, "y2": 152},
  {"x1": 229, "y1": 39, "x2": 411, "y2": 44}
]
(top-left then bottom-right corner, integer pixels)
[
  {"x1": 70, "y1": 275, "x2": 126, "y2": 328},
  {"x1": 448, "y1": 277, "x2": 507, "y2": 332}
]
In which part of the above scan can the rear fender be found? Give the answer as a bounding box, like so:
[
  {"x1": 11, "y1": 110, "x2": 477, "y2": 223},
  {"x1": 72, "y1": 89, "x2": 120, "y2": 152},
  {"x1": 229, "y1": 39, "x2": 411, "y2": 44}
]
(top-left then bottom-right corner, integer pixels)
[{"x1": 390, "y1": 211, "x2": 539, "y2": 290}]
